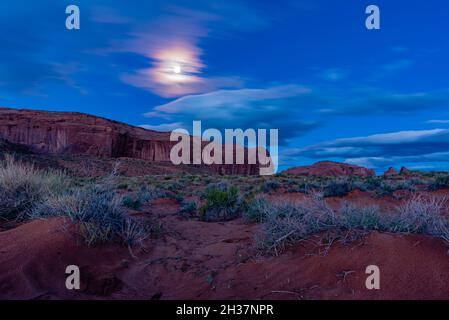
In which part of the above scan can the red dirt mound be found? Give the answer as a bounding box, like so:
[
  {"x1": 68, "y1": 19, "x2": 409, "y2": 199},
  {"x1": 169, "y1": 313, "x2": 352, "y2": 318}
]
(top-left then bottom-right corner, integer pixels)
[
  {"x1": 0, "y1": 218, "x2": 129, "y2": 299},
  {"x1": 284, "y1": 161, "x2": 375, "y2": 178}
]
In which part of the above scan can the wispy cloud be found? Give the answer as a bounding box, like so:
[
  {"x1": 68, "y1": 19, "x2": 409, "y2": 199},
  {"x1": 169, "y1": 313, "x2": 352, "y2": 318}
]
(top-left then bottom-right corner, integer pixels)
[
  {"x1": 142, "y1": 85, "x2": 319, "y2": 144},
  {"x1": 288, "y1": 129, "x2": 449, "y2": 158},
  {"x1": 102, "y1": 2, "x2": 268, "y2": 97},
  {"x1": 391, "y1": 46, "x2": 408, "y2": 53},
  {"x1": 426, "y1": 119, "x2": 449, "y2": 124},
  {"x1": 382, "y1": 59, "x2": 413, "y2": 72},
  {"x1": 319, "y1": 89, "x2": 449, "y2": 116},
  {"x1": 284, "y1": 128, "x2": 449, "y2": 171},
  {"x1": 90, "y1": 6, "x2": 131, "y2": 24},
  {"x1": 317, "y1": 68, "x2": 347, "y2": 82}
]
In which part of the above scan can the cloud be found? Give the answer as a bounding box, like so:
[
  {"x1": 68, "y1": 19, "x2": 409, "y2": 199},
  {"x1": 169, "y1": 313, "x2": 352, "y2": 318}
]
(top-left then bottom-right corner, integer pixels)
[
  {"x1": 0, "y1": 1, "x2": 108, "y2": 97},
  {"x1": 103, "y1": 2, "x2": 268, "y2": 97},
  {"x1": 90, "y1": 6, "x2": 131, "y2": 24},
  {"x1": 382, "y1": 59, "x2": 413, "y2": 72},
  {"x1": 139, "y1": 122, "x2": 184, "y2": 132},
  {"x1": 319, "y1": 89, "x2": 449, "y2": 116},
  {"x1": 317, "y1": 69, "x2": 347, "y2": 82},
  {"x1": 142, "y1": 85, "x2": 319, "y2": 144},
  {"x1": 289, "y1": 129, "x2": 449, "y2": 158},
  {"x1": 426, "y1": 119, "x2": 449, "y2": 124},
  {"x1": 283, "y1": 128, "x2": 449, "y2": 171},
  {"x1": 391, "y1": 46, "x2": 408, "y2": 53},
  {"x1": 345, "y1": 151, "x2": 449, "y2": 172}
]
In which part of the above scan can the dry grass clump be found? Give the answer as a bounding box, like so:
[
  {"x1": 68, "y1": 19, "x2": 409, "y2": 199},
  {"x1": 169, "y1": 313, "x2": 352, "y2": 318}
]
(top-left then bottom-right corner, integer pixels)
[
  {"x1": 0, "y1": 154, "x2": 69, "y2": 220},
  {"x1": 251, "y1": 192, "x2": 449, "y2": 254},
  {"x1": 31, "y1": 178, "x2": 156, "y2": 247}
]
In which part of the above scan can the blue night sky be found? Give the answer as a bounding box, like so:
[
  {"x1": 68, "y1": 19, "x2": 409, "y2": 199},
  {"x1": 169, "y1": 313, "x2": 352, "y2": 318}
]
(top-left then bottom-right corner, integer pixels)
[{"x1": 1, "y1": 0, "x2": 449, "y2": 173}]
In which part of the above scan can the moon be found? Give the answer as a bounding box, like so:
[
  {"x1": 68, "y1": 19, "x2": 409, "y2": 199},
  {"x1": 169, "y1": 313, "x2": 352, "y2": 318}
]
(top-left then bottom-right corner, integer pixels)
[{"x1": 173, "y1": 65, "x2": 182, "y2": 74}]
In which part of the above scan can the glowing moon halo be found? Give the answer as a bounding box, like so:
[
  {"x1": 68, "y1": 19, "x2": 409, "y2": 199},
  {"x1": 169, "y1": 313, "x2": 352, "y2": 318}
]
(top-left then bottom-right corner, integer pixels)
[{"x1": 173, "y1": 64, "x2": 182, "y2": 74}]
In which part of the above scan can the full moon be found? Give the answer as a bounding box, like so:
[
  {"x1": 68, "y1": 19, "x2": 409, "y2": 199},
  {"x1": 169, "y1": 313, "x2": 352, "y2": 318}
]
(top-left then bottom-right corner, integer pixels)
[{"x1": 173, "y1": 65, "x2": 182, "y2": 74}]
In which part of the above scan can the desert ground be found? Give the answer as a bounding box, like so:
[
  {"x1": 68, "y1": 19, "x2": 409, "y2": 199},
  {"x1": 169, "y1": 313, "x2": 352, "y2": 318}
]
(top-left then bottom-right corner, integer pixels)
[{"x1": 1, "y1": 143, "x2": 449, "y2": 300}]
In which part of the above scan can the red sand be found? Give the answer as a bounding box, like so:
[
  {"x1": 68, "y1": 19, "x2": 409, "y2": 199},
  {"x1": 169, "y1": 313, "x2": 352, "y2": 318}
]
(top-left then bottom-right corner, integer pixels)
[{"x1": 1, "y1": 197, "x2": 449, "y2": 300}]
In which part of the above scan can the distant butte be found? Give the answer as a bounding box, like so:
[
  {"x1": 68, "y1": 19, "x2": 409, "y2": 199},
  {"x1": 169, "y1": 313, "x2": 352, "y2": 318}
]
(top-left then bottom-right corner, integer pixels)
[
  {"x1": 384, "y1": 167, "x2": 398, "y2": 176},
  {"x1": 283, "y1": 160, "x2": 375, "y2": 177}
]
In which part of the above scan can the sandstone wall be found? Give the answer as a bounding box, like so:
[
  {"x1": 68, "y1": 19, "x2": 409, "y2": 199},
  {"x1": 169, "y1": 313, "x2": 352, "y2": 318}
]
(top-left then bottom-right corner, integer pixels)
[{"x1": 0, "y1": 108, "x2": 259, "y2": 175}]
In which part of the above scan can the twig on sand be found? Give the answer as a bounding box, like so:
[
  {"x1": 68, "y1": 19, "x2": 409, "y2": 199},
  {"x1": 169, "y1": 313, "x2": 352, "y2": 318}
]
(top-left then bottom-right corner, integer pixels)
[{"x1": 336, "y1": 270, "x2": 355, "y2": 282}]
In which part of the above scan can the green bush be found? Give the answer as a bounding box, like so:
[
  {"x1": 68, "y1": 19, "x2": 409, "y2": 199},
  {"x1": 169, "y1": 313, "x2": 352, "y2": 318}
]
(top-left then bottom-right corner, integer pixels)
[{"x1": 200, "y1": 186, "x2": 242, "y2": 222}]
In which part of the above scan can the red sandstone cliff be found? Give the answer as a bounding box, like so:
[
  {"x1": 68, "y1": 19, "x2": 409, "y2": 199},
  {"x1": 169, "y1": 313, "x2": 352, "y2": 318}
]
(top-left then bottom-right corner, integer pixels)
[
  {"x1": 0, "y1": 108, "x2": 260, "y2": 175},
  {"x1": 283, "y1": 161, "x2": 375, "y2": 177}
]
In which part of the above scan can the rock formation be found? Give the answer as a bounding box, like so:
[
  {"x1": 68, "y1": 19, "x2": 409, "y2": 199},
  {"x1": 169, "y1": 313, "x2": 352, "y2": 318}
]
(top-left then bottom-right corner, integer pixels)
[
  {"x1": 384, "y1": 167, "x2": 398, "y2": 176},
  {"x1": 400, "y1": 167, "x2": 412, "y2": 175},
  {"x1": 283, "y1": 161, "x2": 375, "y2": 177},
  {"x1": 0, "y1": 108, "x2": 261, "y2": 175}
]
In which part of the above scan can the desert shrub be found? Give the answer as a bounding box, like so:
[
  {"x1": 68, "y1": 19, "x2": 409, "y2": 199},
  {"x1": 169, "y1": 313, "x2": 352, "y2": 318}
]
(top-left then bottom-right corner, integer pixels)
[
  {"x1": 323, "y1": 180, "x2": 353, "y2": 197},
  {"x1": 122, "y1": 195, "x2": 141, "y2": 209},
  {"x1": 338, "y1": 202, "x2": 384, "y2": 231},
  {"x1": 350, "y1": 179, "x2": 369, "y2": 192},
  {"x1": 0, "y1": 154, "x2": 69, "y2": 220},
  {"x1": 116, "y1": 183, "x2": 129, "y2": 190},
  {"x1": 140, "y1": 184, "x2": 167, "y2": 200},
  {"x1": 364, "y1": 176, "x2": 382, "y2": 190},
  {"x1": 255, "y1": 193, "x2": 336, "y2": 253},
  {"x1": 121, "y1": 185, "x2": 165, "y2": 210},
  {"x1": 296, "y1": 181, "x2": 321, "y2": 193},
  {"x1": 255, "y1": 196, "x2": 331, "y2": 253},
  {"x1": 255, "y1": 193, "x2": 449, "y2": 254},
  {"x1": 390, "y1": 195, "x2": 449, "y2": 240},
  {"x1": 203, "y1": 181, "x2": 229, "y2": 194},
  {"x1": 428, "y1": 175, "x2": 449, "y2": 191},
  {"x1": 31, "y1": 183, "x2": 152, "y2": 246},
  {"x1": 243, "y1": 196, "x2": 270, "y2": 223},
  {"x1": 178, "y1": 200, "x2": 198, "y2": 217},
  {"x1": 261, "y1": 180, "x2": 281, "y2": 193},
  {"x1": 165, "y1": 181, "x2": 186, "y2": 192},
  {"x1": 200, "y1": 186, "x2": 242, "y2": 222},
  {"x1": 375, "y1": 179, "x2": 416, "y2": 196}
]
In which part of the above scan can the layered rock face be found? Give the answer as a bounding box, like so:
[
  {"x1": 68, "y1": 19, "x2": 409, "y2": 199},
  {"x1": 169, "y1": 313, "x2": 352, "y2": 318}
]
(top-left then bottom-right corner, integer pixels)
[
  {"x1": 0, "y1": 108, "x2": 259, "y2": 175},
  {"x1": 283, "y1": 161, "x2": 375, "y2": 177}
]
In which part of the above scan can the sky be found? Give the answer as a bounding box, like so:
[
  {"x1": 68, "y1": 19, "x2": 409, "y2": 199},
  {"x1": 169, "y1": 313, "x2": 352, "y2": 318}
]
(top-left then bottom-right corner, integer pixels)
[{"x1": 1, "y1": 0, "x2": 449, "y2": 173}]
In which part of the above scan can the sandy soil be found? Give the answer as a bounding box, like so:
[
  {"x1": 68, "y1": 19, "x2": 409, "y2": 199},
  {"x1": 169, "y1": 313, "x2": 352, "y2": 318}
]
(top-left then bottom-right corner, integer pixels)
[{"x1": 1, "y1": 195, "x2": 449, "y2": 300}]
